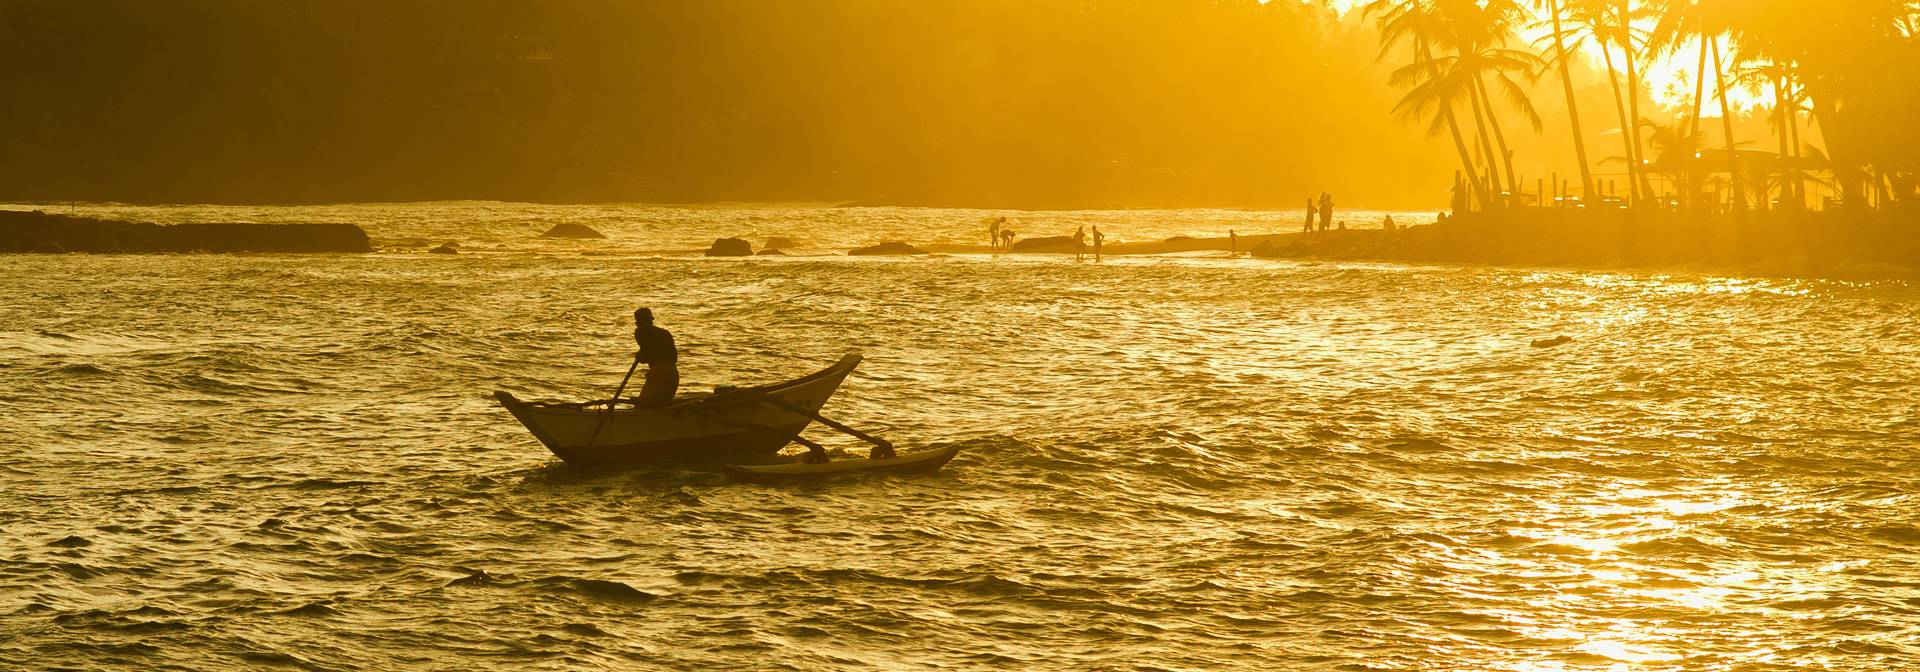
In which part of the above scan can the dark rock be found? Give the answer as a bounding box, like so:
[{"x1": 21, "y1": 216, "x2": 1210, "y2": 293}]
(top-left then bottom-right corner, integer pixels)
[
  {"x1": 1530, "y1": 335, "x2": 1573, "y2": 348},
  {"x1": 447, "y1": 570, "x2": 493, "y2": 587},
  {"x1": 756, "y1": 248, "x2": 787, "y2": 255},
  {"x1": 849, "y1": 241, "x2": 927, "y2": 255},
  {"x1": 49, "y1": 535, "x2": 90, "y2": 547},
  {"x1": 430, "y1": 244, "x2": 459, "y2": 254},
  {"x1": 1008, "y1": 236, "x2": 1073, "y2": 251},
  {"x1": 764, "y1": 236, "x2": 797, "y2": 249},
  {"x1": 540, "y1": 223, "x2": 605, "y2": 239},
  {"x1": 704, "y1": 237, "x2": 754, "y2": 256},
  {"x1": 1249, "y1": 240, "x2": 1276, "y2": 257}
]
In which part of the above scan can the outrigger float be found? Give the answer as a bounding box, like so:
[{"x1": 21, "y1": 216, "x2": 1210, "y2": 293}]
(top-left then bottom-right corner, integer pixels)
[{"x1": 493, "y1": 351, "x2": 959, "y2": 481}]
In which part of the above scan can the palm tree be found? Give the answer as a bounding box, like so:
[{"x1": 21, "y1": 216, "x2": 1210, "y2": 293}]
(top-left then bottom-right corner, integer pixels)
[
  {"x1": 1645, "y1": 0, "x2": 1714, "y2": 208},
  {"x1": 1388, "y1": 47, "x2": 1507, "y2": 211},
  {"x1": 1440, "y1": 0, "x2": 1543, "y2": 207},
  {"x1": 1734, "y1": 59, "x2": 1806, "y2": 210},
  {"x1": 1532, "y1": 0, "x2": 1595, "y2": 201},
  {"x1": 1709, "y1": 35, "x2": 1746, "y2": 212},
  {"x1": 1366, "y1": 0, "x2": 1497, "y2": 210},
  {"x1": 1615, "y1": 0, "x2": 1658, "y2": 203},
  {"x1": 1563, "y1": 0, "x2": 1647, "y2": 205},
  {"x1": 1712, "y1": 0, "x2": 1920, "y2": 210}
]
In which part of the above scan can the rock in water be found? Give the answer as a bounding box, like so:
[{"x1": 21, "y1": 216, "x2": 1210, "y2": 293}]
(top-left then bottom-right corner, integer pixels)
[
  {"x1": 430, "y1": 243, "x2": 459, "y2": 254},
  {"x1": 756, "y1": 249, "x2": 787, "y2": 256},
  {"x1": 540, "y1": 223, "x2": 605, "y2": 239},
  {"x1": 849, "y1": 241, "x2": 927, "y2": 255},
  {"x1": 1530, "y1": 335, "x2": 1573, "y2": 348},
  {"x1": 764, "y1": 236, "x2": 797, "y2": 249},
  {"x1": 1009, "y1": 236, "x2": 1074, "y2": 251},
  {"x1": 705, "y1": 238, "x2": 754, "y2": 256}
]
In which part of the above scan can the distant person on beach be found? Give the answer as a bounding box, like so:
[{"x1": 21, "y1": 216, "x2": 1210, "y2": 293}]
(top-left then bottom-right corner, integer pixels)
[
  {"x1": 1229, "y1": 229, "x2": 1239, "y2": 256},
  {"x1": 632, "y1": 307, "x2": 678, "y2": 406},
  {"x1": 1092, "y1": 225, "x2": 1105, "y2": 261},
  {"x1": 1383, "y1": 214, "x2": 1396, "y2": 230},
  {"x1": 1304, "y1": 199, "x2": 1317, "y2": 236},
  {"x1": 1000, "y1": 229, "x2": 1017, "y2": 249},
  {"x1": 990, "y1": 217, "x2": 1005, "y2": 251},
  {"x1": 1318, "y1": 193, "x2": 1334, "y2": 233},
  {"x1": 1073, "y1": 225, "x2": 1088, "y2": 260}
]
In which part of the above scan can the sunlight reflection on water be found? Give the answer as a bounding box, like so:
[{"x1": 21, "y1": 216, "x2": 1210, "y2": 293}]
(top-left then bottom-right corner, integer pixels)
[{"x1": 1, "y1": 202, "x2": 1917, "y2": 670}]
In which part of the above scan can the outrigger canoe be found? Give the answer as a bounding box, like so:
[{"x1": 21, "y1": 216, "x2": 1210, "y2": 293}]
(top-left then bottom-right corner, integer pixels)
[{"x1": 494, "y1": 352, "x2": 864, "y2": 467}]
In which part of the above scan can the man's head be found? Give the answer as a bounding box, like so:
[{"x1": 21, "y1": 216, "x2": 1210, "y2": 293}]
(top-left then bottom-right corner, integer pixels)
[{"x1": 635, "y1": 307, "x2": 654, "y2": 325}]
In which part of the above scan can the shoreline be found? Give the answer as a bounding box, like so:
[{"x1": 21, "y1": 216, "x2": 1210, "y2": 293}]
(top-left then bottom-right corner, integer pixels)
[
  {"x1": 10, "y1": 204, "x2": 1919, "y2": 280},
  {"x1": 1253, "y1": 209, "x2": 1920, "y2": 275}
]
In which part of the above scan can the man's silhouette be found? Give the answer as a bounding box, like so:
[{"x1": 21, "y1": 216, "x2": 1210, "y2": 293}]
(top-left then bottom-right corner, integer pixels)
[{"x1": 632, "y1": 307, "x2": 678, "y2": 406}]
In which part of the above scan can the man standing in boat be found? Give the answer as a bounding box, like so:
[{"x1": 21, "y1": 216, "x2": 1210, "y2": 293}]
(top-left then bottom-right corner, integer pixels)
[{"x1": 632, "y1": 307, "x2": 678, "y2": 406}]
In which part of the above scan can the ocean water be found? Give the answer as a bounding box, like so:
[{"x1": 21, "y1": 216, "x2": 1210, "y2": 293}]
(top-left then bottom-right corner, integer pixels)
[{"x1": 2, "y1": 201, "x2": 1918, "y2": 671}]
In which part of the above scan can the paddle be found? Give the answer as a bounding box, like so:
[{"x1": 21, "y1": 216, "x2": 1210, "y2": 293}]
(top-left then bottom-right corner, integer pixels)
[{"x1": 584, "y1": 355, "x2": 641, "y2": 448}]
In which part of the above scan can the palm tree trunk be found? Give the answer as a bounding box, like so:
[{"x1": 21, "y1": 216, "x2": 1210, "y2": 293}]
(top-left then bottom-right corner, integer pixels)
[
  {"x1": 1476, "y1": 75, "x2": 1521, "y2": 207},
  {"x1": 1467, "y1": 77, "x2": 1508, "y2": 207},
  {"x1": 1687, "y1": 39, "x2": 1707, "y2": 209},
  {"x1": 1618, "y1": 6, "x2": 1654, "y2": 205},
  {"x1": 1547, "y1": 0, "x2": 1594, "y2": 202},
  {"x1": 1774, "y1": 76, "x2": 1792, "y2": 210},
  {"x1": 1422, "y1": 40, "x2": 1493, "y2": 211},
  {"x1": 1711, "y1": 36, "x2": 1744, "y2": 213},
  {"x1": 1600, "y1": 44, "x2": 1634, "y2": 206},
  {"x1": 1787, "y1": 81, "x2": 1805, "y2": 208}
]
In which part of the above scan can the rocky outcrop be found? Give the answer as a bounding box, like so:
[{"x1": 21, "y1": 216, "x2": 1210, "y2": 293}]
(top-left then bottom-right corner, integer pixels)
[
  {"x1": 430, "y1": 243, "x2": 459, "y2": 254},
  {"x1": 764, "y1": 236, "x2": 797, "y2": 249},
  {"x1": 849, "y1": 241, "x2": 927, "y2": 255},
  {"x1": 540, "y1": 223, "x2": 606, "y2": 238},
  {"x1": 704, "y1": 237, "x2": 754, "y2": 256},
  {"x1": 756, "y1": 248, "x2": 787, "y2": 255},
  {"x1": 0, "y1": 210, "x2": 372, "y2": 253}
]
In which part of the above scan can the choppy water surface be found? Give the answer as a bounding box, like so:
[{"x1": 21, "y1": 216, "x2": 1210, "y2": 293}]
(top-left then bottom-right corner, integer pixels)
[{"x1": 3, "y1": 202, "x2": 1919, "y2": 671}]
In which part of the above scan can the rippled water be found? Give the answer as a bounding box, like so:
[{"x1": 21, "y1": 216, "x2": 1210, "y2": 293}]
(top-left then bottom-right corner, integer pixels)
[{"x1": 4, "y1": 202, "x2": 1919, "y2": 671}]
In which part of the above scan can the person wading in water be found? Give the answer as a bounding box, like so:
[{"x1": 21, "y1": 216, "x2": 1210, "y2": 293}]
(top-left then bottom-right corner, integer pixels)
[{"x1": 632, "y1": 307, "x2": 678, "y2": 406}]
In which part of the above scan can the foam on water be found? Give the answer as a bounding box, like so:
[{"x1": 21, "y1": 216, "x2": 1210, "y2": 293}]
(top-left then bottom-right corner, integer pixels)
[{"x1": 2, "y1": 202, "x2": 1918, "y2": 670}]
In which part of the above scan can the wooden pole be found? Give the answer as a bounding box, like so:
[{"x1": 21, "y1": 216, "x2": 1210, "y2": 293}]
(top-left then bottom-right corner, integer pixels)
[
  {"x1": 585, "y1": 357, "x2": 642, "y2": 448},
  {"x1": 689, "y1": 405, "x2": 835, "y2": 462},
  {"x1": 766, "y1": 396, "x2": 894, "y2": 454}
]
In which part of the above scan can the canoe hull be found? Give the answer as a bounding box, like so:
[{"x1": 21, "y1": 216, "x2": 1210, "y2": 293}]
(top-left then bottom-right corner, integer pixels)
[
  {"x1": 495, "y1": 352, "x2": 862, "y2": 467},
  {"x1": 720, "y1": 444, "x2": 962, "y2": 484}
]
